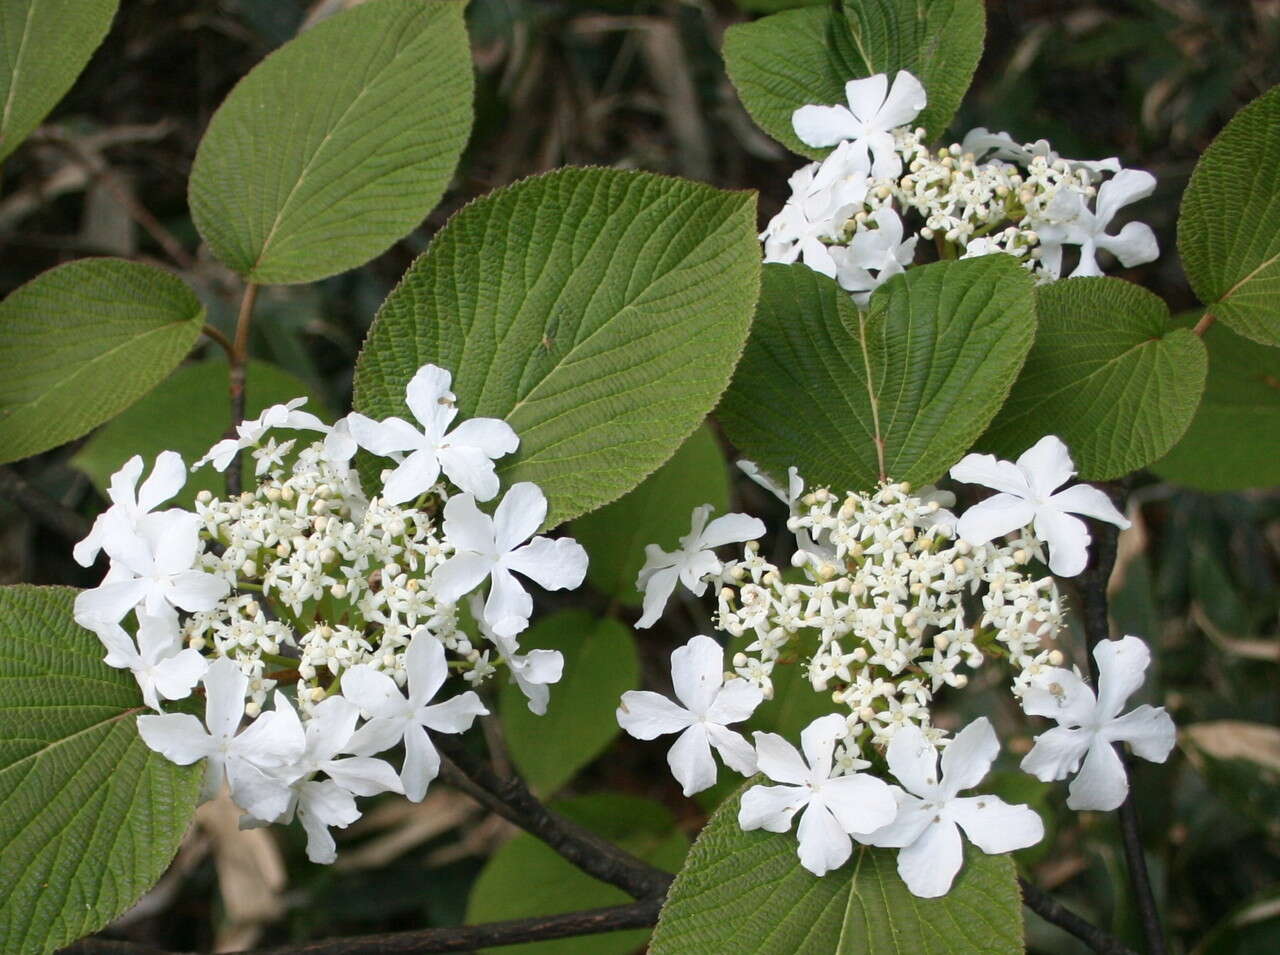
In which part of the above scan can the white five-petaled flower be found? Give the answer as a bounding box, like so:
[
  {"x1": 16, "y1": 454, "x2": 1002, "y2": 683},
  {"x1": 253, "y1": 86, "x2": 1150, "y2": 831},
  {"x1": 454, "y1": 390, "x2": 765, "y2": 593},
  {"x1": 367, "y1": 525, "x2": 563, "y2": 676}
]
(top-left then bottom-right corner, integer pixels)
[
  {"x1": 864, "y1": 718, "x2": 1044, "y2": 898},
  {"x1": 137, "y1": 657, "x2": 305, "y2": 819},
  {"x1": 949, "y1": 435, "x2": 1130, "y2": 577},
  {"x1": 347, "y1": 364, "x2": 518, "y2": 505},
  {"x1": 761, "y1": 148, "x2": 871, "y2": 278},
  {"x1": 792, "y1": 70, "x2": 927, "y2": 179},
  {"x1": 89, "y1": 613, "x2": 208, "y2": 711},
  {"x1": 343, "y1": 631, "x2": 489, "y2": 801},
  {"x1": 739, "y1": 713, "x2": 897, "y2": 877},
  {"x1": 74, "y1": 451, "x2": 188, "y2": 566},
  {"x1": 194, "y1": 398, "x2": 328, "y2": 472},
  {"x1": 432, "y1": 482, "x2": 588, "y2": 639},
  {"x1": 469, "y1": 595, "x2": 564, "y2": 716},
  {"x1": 617, "y1": 635, "x2": 762, "y2": 796},
  {"x1": 830, "y1": 207, "x2": 918, "y2": 305},
  {"x1": 635, "y1": 505, "x2": 765, "y2": 629},
  {"x1": 1036, "y1": 169, "x2": 1159, "y2": 278},
  {"x1": 72, "y1": 510, "x2": 230, "y2": 626},
  {"x1": 1020, "y1": 635, "x2": 1175, "y2": 811}
]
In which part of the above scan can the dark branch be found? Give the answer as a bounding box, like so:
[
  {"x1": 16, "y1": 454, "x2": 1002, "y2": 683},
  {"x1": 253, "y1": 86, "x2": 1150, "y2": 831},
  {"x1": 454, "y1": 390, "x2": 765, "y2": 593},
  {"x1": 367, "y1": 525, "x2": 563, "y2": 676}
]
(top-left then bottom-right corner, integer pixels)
[
  {"x1": 1019, "y1": 879, "x2": 1137, "y2": 955},
  {"x1": 0, "y1": 465, "x2": 92, "y2": 541},
  {"x1": 435, "y1": 736, "x2": 674, "y2": 901}
]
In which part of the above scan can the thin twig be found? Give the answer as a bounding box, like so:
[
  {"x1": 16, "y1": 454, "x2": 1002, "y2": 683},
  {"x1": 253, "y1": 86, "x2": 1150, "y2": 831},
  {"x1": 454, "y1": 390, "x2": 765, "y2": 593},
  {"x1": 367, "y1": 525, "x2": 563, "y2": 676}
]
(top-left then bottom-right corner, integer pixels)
[
  {"x1": 0, "y1": 466, "x2": 92, "y2": 542},
  {"x1": 225, "y1": 282, "x2": 259, "y2": 497},
  {"x1": 202, "y1": 323, "x2": 234, "y2": 359},
  {"x1": 1019, "y1": 878, "x2": 1138, "y2": 955},
  {"x1": 435, "y1": 737, "x2": 674, "y2": 901},
  {"x1": 1075, "y1": 487, "x2": 1167, "y2": 955}
]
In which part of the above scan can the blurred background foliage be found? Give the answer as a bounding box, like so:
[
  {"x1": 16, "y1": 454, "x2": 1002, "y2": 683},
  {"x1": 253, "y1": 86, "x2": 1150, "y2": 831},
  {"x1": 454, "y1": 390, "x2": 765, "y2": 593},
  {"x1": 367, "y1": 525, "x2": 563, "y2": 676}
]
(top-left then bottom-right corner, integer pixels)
[{"x1": 0, "y1": 1, "x2": 1276, "y2": 952}]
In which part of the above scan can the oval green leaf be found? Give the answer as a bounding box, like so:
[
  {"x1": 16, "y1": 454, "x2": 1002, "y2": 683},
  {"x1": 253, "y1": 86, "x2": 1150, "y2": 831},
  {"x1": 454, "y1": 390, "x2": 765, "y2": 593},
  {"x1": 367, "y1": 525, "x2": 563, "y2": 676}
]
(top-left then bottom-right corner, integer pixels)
[
  {"x1": 353, "y1": 167, "x2": 761, "y2": 527},
  {"x1": 718, "y1": 257, "x2": 1036, "y2": 493},
  {"x1": 188, "y1": 0, "x2": 474, "y2": 285},
  {"x1": 0, "y1": 585, "x2": 201, "y2": 954},
  {"x1": 0, "y1": 257, "x2": 204, "y2": 464},
  {"x1": 723, "y1": 0, "x2": 985, "y2": 159},
  {"x1": 1177, "y1": 84, "x2": 1280, "y2": 346},
  {"x1": 0, "y1": 0, "x2": 118, "y2": 162},
  {"x1": 651, "y1": 782, "x2": 1023, "y2": 954},
  {"x1": 981, "y1": 277, "x2": 1208, "y2": 480}
]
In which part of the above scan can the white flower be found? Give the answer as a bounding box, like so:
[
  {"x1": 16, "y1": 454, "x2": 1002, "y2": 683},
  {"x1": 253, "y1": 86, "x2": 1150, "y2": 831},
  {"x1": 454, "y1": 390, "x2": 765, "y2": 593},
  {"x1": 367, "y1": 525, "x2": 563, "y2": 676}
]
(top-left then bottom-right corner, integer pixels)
[
  {"x1": 792, "y1": 71, "x2": 927, "y2": 178},
  {"x1": 635, "y1": 505, "x2": 764, "y2": 629},
  {"x1": 194, "y1": 398, "x2": 327, "y2": 471},
  {"x1": 137, "y1": 657, "x2": 305, "y2": 819},
  {"x1": 343, "y1": 631, "x2": 488, "y2": 801},
  {"x1": 761, "y1": 146, "x2": 872, "y2": 278},
  {"x1": 960, "y1": 127, "x2": 1121, "y2": 178},
  {"x1": 739, "y1": 713, "x2": 897, "y2": 877},
  {"x1": 89, "y1": 613, "x2": 207, "y2": 711},
  {"x1": 865, "y1": 718, "x2": 1043, "y2": 897},
  {"x1": 1020, "y1": 635, "x2": 1175, "y2": 811},
  {"x1": 347, "y1": 364, "x2": 518, "y2": 504},
  {"x1": 830, "y1": 207, "x2": 917, "y2": 306},
  {"x1": 432, "y1": 482, "x2": 588, "y2": 639},
  {"x1": 470, "y1": 595, "x2": 563, "y2": 715},
  {"x1": 74, "y1": 451, "x2": 187, "y2": 566},
  {"x1": 950, "y1": 435, "x2": 1130, "y2": 577},
  {"x1": 73, "y1": 510, "x2": 230, "y2": 625},
  {"x1": 617, "y1": 635, "x2": 762, "y2": 795},
  {"x1": 1035, "y1": 169, "x2": 1159, "y2": 277}
]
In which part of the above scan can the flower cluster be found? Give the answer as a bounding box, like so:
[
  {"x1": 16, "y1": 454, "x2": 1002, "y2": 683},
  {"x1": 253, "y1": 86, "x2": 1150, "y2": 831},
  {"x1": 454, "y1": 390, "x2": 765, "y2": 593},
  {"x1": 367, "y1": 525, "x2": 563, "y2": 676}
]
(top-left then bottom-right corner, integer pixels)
[
  {"x1": 762, "y1": 70, "x2": 1160, "y2": 303},
  {"x1": 618, "y1": 435, "x2": 1174, "y2": 896},
  {"x1": 72, "y1": 363, "x2": 587, "y2": 862}
]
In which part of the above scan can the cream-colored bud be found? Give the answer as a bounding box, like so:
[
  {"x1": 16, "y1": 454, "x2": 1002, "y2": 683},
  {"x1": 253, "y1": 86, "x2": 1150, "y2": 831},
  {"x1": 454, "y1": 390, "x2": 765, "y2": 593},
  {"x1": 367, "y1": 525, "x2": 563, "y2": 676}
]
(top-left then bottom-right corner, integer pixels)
[
  {"x1": 196, "y1": 489, "x2": 213, "y2": 504},
  {"x1": 309, "y1": 686, "x2": 327, "y2": 702},
  {"x1": 952, "y1": 558, "x2": 969, "y2": 574},
  {"x1": 953, "y1": 673, "x2": 969, "y2": 688},
  {"x1": 240, "y1": 559, "x2": 257, "y2": 577},
  {"x1": 1014, "y1": 548, "x2": 1030, "y2": 564},
  {"x1": 244, "y1": 700, "x2": 261, "y2": 718},
  {"x1": 331, "y1": 583, "x2": 348, "y2": 599},
  {"x1": 733, "y1": 652, "x2": 748, "y2": 668},
  {"x1": 1048, "y1": 649, "x2": 1064, "y2": 666},
  {"x1": 955, "y1": 539, "x2": 972, "y2": 555}
]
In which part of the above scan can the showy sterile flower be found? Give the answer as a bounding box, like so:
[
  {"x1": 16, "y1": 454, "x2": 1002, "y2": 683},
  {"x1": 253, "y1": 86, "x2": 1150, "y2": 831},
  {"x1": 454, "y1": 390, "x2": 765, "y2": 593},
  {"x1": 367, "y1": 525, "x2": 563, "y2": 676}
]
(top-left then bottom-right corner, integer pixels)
[
  {"x1": 1020, "y1": 635, "x2": 1175, "y2": 811},
  {"x1": 635, "y1": 504, "x2": 764, "y2": 629},
  {"x1": 792, "y1": 70, "x2": 927, "y2": 178},
  {"x1": 830, "y1": 207, "x2": 918, "y2": 305},
  {"x1": 344, "y1": 631, "x2": 488, "y2": 801},
  {"x1": 960, "y1": 127, "x2": 1121, "y2": 178},
  {"x1": 470, "y1": 595, "x2": 563, "y2": 715},
  {"x1": 194, "y1": 398, "x2": 327, "y2": 471},
  {"x1": 760, "y1": 163, "x2": 850, "y2": 278},
  {"x1": 739, "y1": 713, "x2": 897, "y2": 876},
  {"x1": 90, "y1": 613, "x2": 207, "y2": 711},
  {"x1": 137, "y1": 657, "x2": 305, "y2": 818},
  {"x1": 1034, "y1": 169, "x2": 1159, "y2": 277},
  {"x1": 950, "y1": 435, "x2": 1130, "y2": 577},
  {"x1": 74, "y1": 451, "x2": 187, "y2": 566},
  {"x1": 347, "y1": 364, "x2": 518, "y2": 504},
  {"x1": 432, "y1": 482, "x2": 588, "y2": 639},
  {"x1": 864, "y1": 718, "x2": 1043, "y2": 897},
  {"x1": 617, "y1": 635, "x2": 762, "y2": 795}
]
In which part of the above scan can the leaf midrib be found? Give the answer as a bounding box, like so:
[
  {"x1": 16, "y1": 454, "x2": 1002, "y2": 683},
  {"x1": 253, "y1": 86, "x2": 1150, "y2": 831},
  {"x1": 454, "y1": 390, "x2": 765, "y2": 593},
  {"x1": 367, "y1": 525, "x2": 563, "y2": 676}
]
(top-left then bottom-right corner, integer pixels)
[{"x1": 0, "y1": 0, "x2": 37, "y2": 135}]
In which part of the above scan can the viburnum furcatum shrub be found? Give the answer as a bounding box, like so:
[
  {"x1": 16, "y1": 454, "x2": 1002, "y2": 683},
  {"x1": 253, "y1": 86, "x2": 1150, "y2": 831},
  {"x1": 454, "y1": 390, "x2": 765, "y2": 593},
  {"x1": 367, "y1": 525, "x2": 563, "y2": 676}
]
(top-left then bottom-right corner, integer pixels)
[{"x1": 0, "y1": 1, "x2": 1275, "y2": 953}]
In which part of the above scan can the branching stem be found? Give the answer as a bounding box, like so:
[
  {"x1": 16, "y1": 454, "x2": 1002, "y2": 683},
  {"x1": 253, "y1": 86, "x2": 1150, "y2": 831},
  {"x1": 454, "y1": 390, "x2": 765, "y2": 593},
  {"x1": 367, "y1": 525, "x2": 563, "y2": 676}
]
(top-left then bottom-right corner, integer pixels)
[{"x1": 226, "y1": 282, "x2": 260, "y2": 497}]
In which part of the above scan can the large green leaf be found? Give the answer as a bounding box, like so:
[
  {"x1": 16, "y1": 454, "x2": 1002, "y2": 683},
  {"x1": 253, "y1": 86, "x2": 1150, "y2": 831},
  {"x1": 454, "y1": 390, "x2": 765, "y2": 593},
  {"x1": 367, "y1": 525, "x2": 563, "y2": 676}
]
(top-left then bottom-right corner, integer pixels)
[
  {"x1": 1153, "y1": 316, "x2": 1280, "y2": 490},
  {"x1": 722, "y1": 0, "x2": 985, "y2": 159},
  {"x1": 572, "y1": 424, "x2": 729, "y2": 606},
  {"x1": 466, "y1": 793, "x2": 689, "y2": 955},
  {"x1": 0, "y1": 586, "x2": 201, "y2": 954},
  {"x1": 72, "y1": 358, "x2": 326, "y2": 508},
  {"x1": 0, "y1": 258, "x2": 204, "y2": 464},
  {"x1": 188, "y1": 0, "x2": 473, "y2": 285},
  {"x1": 499, "y1": 610, "x2": 638, "y2": 796},
  {"x1": 1177, "y1": 85, "x2": 1280, "y2": 346},
  {"x1": 0, "y1": 0, "x2": 117, "y2": 162},
  {"x1": 651, "y1": 782, "x2": 1023, "y2": 954},
  {"x1": 981, "y1": 278, "x2": 1207, "y2": 480},
  {"x1": 718, "y1": 257, "x2": 1036, "y2": 493},
  {"x1": 353, "y1": 167, "x2": 760, "y2": 527}
]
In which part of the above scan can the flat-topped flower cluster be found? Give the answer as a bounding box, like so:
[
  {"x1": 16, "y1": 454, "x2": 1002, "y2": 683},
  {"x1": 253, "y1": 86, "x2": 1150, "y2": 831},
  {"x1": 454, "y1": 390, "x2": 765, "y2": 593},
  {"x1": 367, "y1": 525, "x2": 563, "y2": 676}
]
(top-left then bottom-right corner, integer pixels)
[
  {"x1": 71, "y1": 363, "x2": 587, "y2": 863},
  {"x1": 762, "y1": 70, "x2": 1160, "y2": 303}
]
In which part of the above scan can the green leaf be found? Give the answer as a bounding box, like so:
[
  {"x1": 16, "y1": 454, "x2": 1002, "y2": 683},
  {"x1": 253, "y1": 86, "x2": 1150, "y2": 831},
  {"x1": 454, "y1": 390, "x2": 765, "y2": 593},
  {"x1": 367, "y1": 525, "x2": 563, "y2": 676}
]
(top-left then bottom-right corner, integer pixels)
[
  {"x1": 722, "y1": 0, "x2": 985, "y2": 159},
  {"x1": 353, "y1": 167, "x2": 761, "y2": 527},
  {"x1": 1177, "y1": 85, "x2": 1280, "y2": 346},
  {"x1": 0, "y1": 585, "x2": 201, "y2": 954},
  {"x1": 0, "y1": 258, "x2": 205, "y2": 464},
  {"x1": 0, "y1": 0, "x2": 118, "y2": 162},
  {"x1": 1153, "y1": 315, "x2": 1280, "y2": 490},
  {"x1": 466, "y1": 793, "x2": 689, "y2": 955},
  {"x1": 651, "y1": 782, "x2": 1024, "y2": 954},
  {"x1": 188, "y1": 0, "x2": 474, "y2": 285},
  {"x1": 718, "y1": 257, "x2": 1036, "y2": 493},
  {"x1": 498, "y1": 610, "x2": 638, "y2": 796},
  {"x1": 72, "y1": 358, "x2": 326, "y2": 508},
  {"x1": 981, "y1": 277, "x2": 1207, "y2": 480},
  {"x1": 572, "y1": 424, "x2": 729, "y2": 605}
]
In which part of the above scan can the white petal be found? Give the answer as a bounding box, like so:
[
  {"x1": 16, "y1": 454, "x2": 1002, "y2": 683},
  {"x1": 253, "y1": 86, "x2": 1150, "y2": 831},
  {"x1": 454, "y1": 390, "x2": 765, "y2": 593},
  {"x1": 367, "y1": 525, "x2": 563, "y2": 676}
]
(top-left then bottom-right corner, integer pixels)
[
  {"x1": 74, "y1": 579, "x2": 148, "y2": 626},
  {"x1": 431, "y1": 552, "x2": 495, "y2": 604},
  {"x1": 1105, "y1": 705, "x2": 1176, "y2": 763},
  {"x1": 796, "y1": 801, "x2": 853, "y2": 876},
  {"x1": 697, "y1": 513, "x2": 766, "y2": 550},
  {"x1": 297, "y1": 781, "x2": 352, "y2": 864},
  {"x1": 346, "y1": 413, "x2": 422, "y2": 456},
  {"x1": 323, "y1": 756, "x2": 405, "y2": 797},
  {"x1": 136, "y1": 712, "x2": 212, "y2": 764},
  {"x1": 235, "y1": 695, "x2": 305, "y2": 769},
  {"x1": 875, "y1": 70, "x2": 927, "y2": 128},
  {"x1": 441, "y1": 493, "x2": 497, "y2": 554},
  {"x1": 483, "y1": 567, "x2": 533, "y2": 638},
  {"x1": 949, "y1": 452, "x2": 1032, "y2": 497},
  {"x1": 1020, "y1": 666, "x2": 1097, "y2": 726},
  {"x1": 202, "y1": 657, "x2": 249, "y2": 740},
  {"x1": 166, "y1": 570, "x2": 231, "y2": 613},
  {"x1": 1034, "y1": 507, "x2": 1092, "y2": 578},
  {"x1": 1095, "y1": 169, "x2": 1156, "y2": 226},
  {"x1": 843, "y1": 74, "x2": 888, "y2": 122},
  {"x1": 895, "y1": 816, "x2": 964, "y2": 898},
  {"x1": 1066, "y1": 739, "x2": 1129, "y2": 811},
  {"x1": 1047, "y1": 484, "x2": 1130, "y2": 530},
  {"x1": 1092, "y1": 636, "x2": 1150, "y2": 722},
  {"x1": 616, "y1": 690, "x2": 693, "y2": 740},
  {"x1": 401, "y1": 722, "x2": 440, "y2": 802},
  {"x1": 151, "y1": 650, "x2": 209, "y2": 705},
  {"x1": 228, "y1": 760, "x2": 295, "y2": 821},
  {"x1": 493, "y1": 482, "x2": 548, "y2": 552},
  {"x1": 340, "y1": 665, "x2": 409, "y2": 721},
  {"x1": 437, "y1": 444, "x2": 499, "y2": 501},
  {"x1": 867, "y1": 131, "x2": 904, "y2": 180},
  {"x1": 861, "y1": 789, "x2": 931, "y2": 848},
  {"x1": 106, "y1": 455, "x2": 145, "y2": 508},
  {"x1": 736, "y1": 459, "x2": 787, "y2": 503},
  {"x1": 792, "y1": 104, "x2": 858, "y2": 148},
  {"x1": 884, "y1": 723, "x2": 940, "y2": 798},
  {"x1": 419, "y1": 691, "x2": 488, "y2": 734},
  {"x1": 136, "y1": 613, "x2": 181, "y2": 663},
  {"x1": 92, "y1": 620, "x2": 141, "y2": 670},
  {"x1": 1020, "y1": 725, "x2": 1095, "y2": 782},
  {"x1": 1016, "y1": 435, "x2": 1076, "y2": 498},
  {"x1": 136, "y1": 451, "x2": 186, "y2": 512},
  {"x1": 447, "y1": 416, "x2": 519, "y2": 459},
  {"x1": 667, "y1": 724, "x2": 718, "y2": 796},
  {"x1": 738, "y1": 783, "x2": 808, "y2": 833},
  {"x1": 752, "y1": 731, "x2": 811, "y2": 786},
  {"x1": 635, "y1": 564, "x2": 680, "y2": 629},
  {"x1": 957, "y1": 493, "x2": 1037, "y2": 546},
  {"x1": 505, "y1": 537, "x2": 588, "y2": 591},
  {"x1": 800, "y1": 713, "x2": 847, "y2": 781},
  {"x1": 938, "y1": 717, "x2": 998, "y2": 799},
  {"x1": 305, "y1": 695, "x2": 360, "y2": 761},
  {"x1": 821, "y1": 773, "x2": 898, "y2": 835},
  {"x1": 670, "y1": 635, "x2": 725, "y2": 716},
  {"x1": 405, "y1": 631, "x2": 449, "y2": 708},
  {"x1": 346, "y1": 716, "x2": 409, "y2": 757},
  {"x1": 1097, "y1": 221, "x2": 1159, "y2": 268},
  {"x1": 705, "y1": 678, "x2": 764, "y2": 726},
  {"x1": 705, "y1": 724, "x2": 758, "y2": 777},
  {"x1": 950, "y1": 796, "x2": 1044, "y2": 853},
  {"x1": 403, "y1": 364, "x2": 457, "y2": 436},
  {"x1": 381, "y1": 447, "x2": 441, "y2": 506}
]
